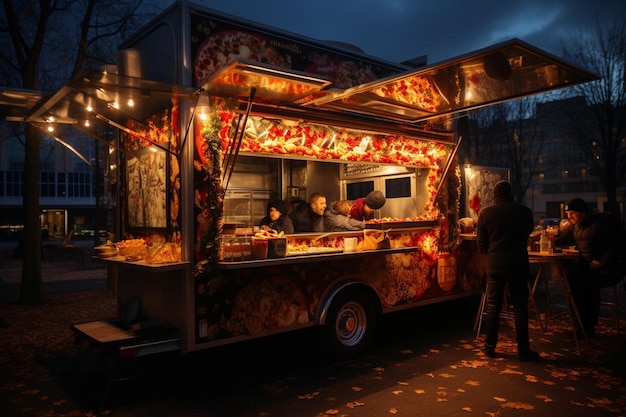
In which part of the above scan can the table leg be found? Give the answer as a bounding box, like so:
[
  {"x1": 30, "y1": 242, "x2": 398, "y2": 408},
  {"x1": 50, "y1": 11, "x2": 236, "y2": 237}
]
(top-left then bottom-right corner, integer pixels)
[{"x1": 555, "y1": 261, "x2": 588, "y2": 347}]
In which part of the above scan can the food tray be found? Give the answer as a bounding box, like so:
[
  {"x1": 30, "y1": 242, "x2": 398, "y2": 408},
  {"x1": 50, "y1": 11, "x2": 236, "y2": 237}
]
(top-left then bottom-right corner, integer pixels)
[
  {"x1": 365, "y1": 220, "x2": 438, "y2": 229},
  {"x1": 287, "y1": 247, "x2": 343, "y2": 256}
]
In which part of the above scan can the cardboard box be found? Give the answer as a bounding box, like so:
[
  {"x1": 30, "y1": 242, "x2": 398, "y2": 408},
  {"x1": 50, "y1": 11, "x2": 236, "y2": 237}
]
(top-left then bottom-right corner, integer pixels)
[{"x1": 267, "y1": 237, "x2": 287, "y2": 258}]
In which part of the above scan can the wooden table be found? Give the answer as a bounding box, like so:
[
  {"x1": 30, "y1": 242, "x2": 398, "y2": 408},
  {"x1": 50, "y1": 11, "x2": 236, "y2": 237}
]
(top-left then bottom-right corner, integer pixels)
[{"x1": 528, "y1": 251, "x2": 587, "y2": 349}]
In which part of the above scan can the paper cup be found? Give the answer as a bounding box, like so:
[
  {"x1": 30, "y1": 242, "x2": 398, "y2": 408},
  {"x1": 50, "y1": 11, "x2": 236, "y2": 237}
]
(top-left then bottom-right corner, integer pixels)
[{"x1": 344, "y1": 237, "x2": 358, "y2": 252}]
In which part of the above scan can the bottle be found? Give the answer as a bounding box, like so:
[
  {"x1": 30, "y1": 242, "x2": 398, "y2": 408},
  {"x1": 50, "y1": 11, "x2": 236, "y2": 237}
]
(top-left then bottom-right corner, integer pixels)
[{"x1": 539, "y1": 226, "x2": 550, "y2": 253}]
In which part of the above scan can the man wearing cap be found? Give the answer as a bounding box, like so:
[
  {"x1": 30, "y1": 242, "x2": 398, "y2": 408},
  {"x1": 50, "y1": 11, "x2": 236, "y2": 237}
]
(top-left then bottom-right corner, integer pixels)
[
  {"x1": 349, "y1": 190, "x2": 386, "y2": 221},
  {"x1": 476, "y1": 180, "x2": 540, "y2": 361},
  {"x1": 558, "y1": 197, "x2": 620, "y2": 338}
]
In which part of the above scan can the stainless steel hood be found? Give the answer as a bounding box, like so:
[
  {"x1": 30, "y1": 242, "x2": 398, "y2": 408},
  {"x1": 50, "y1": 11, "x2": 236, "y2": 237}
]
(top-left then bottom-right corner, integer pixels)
[{"x1": 303, "y1": 38, "x2": 599, "y2": 123}]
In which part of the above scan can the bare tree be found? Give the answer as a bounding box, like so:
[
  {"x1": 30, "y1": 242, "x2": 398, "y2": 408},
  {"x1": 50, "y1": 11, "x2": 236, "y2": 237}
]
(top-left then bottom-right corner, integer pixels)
[
  {"x1": 558, "y1": 16, "x2": 626, "y2": 217},
  {"x1": 0, "y1": 0, "x2": 160, "y2": 305},
  {"x1": 462, "y1": 97, "x2": 544, "y2": 203}
]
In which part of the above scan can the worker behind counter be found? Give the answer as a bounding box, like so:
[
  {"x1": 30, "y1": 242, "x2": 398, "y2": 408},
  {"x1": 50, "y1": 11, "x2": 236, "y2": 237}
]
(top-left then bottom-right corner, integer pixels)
[
  {"x1": 288, "y1": 192, "x2": 327, "y2": 232},
  {"x1": 259, "y1": 199, "x2": 294, "y2": 234},
  {"x1": 349, "y1": 190, "x2": 386, "y2": 221},
  {"x1": 323, "y1": 199, "x2": 366, "y2": 232}
]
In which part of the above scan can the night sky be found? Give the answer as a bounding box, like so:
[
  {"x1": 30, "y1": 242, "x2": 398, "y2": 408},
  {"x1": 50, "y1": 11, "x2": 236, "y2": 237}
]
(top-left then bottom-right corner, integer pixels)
[{"x1": 153, "y1": 0, "x2": 625, "y2": 65}]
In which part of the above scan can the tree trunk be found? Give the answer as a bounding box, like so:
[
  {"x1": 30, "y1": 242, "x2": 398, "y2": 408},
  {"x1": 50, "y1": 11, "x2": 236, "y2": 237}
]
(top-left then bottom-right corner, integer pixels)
[{"x1": 19, "y1": 124, "x2": 43, "y2": 305}]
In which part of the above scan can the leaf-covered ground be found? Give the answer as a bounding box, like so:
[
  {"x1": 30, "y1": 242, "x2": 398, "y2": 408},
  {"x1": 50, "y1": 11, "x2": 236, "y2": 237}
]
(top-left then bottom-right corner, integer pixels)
[{"x1": 1, "y1": 253, "x2": 625, "y2": 417}]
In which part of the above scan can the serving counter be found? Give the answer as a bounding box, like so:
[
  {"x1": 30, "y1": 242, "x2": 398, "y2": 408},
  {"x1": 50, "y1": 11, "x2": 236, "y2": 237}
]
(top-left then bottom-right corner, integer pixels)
[{"x1": 216, "y1": 246, "x2": 420, "y2": 269}]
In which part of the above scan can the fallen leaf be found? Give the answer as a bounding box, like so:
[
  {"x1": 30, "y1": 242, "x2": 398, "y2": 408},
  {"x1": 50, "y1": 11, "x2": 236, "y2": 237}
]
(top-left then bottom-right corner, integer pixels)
[
  {"x1": 389, "y1": 408, "x2": 398, "y2": 414},
  {"x1": 351, "y1": 386, "x2": 362, "y2": 392},
  {"x1": 430, "y1": 349, "x2": 440, "y2": 353},
  {"x1": 439, "y1": 373, "x2": 455, "y2": 379},
  {"x1": 372, "y1": 367, "x2": 385, "y2": 373},
  {"x1": 501, "y1": 401, "x2": 535, "y2": 410},
  {"x1": 457, "y1": 388, "x2": 466, "y2": 393},
  {"x1": 427, "y1": 373, "x2": 434, "y2": 378},
  {"x1": 462, "y1": 406, "x2": 472, "y2": 412},
  {"x1": 392, "y1": 390, "x2": 403, "y2": 395},
  {"x1": 414, "y1": 389, "x2": 426, "y2": 394},
  {"x1": 324, "y1": 409, "x2": 339, "y2": 415},
  {"x1": 347, "y1": 401, "x2": 364, "y2": 408},
  {"x1": 465, "y1": 380, "x2": 480, "y2": 386},
  {"x1": 493, "y1": 397, "x2": 507, "y2": 402},
  {"x1": 400, "y1": 349, "x2": 414, "y2": 354},
  {"x1": 397, "y1": 381, "x2": 409, "y2": 385},
  {"x1": 298, "y1": 391, "x2": 320, "y2": 400},
  {"x1": 536, "y1": 394, "x2": 553, "y2": 402},
  {"x1": 525, "y1": 375, "x2": 539, "y2": 383},
  {"x1": 588, "y1": 397, "x2": 613, "y2": 406},
  {"x1": 501, "y1": 369, "x2": 523, "y2": 375},
  {"x1": 436, "y1": 398, "x2": 448, "y2": 402}
]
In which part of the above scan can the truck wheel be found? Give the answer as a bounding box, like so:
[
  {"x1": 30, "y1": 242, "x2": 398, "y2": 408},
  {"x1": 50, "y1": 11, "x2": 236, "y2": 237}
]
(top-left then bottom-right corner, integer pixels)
[{"x1": 321, "y1": 290, "x2": 378, "y2": 358}]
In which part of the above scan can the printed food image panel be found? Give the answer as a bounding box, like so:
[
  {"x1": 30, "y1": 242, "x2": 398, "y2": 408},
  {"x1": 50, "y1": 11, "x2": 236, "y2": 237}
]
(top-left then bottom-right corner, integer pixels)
[
  {"x1": 194, "y1": 267, "x2": 316, "y2": 342},
  {"x1": 465, "y1": 166, "x2": 509, "y2": 220},
  {"x1": 126, "y1": 149, "x2": 167, "y2": 228}
]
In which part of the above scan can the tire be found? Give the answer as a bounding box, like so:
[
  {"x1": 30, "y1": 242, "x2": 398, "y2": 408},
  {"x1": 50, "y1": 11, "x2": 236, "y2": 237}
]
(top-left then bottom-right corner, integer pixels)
[{"x1": 320, "y1": 289, "x2": 379, "y2": 358}]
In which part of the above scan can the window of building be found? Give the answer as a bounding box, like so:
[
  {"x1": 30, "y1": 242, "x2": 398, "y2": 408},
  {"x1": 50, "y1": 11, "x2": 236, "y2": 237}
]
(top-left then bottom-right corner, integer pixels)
[
  {"x1": 57, "y1": 172, "x2": 66, "y2": 197},
  {"x1": 68, "y1": 172, "x2": 93, "y2": 197},
  {"x1": 40, "y1": 171, "x2": 55, "y2": 197},
  {"x1": 6, "y1": 170, "x2": 22, "y2": 197}
]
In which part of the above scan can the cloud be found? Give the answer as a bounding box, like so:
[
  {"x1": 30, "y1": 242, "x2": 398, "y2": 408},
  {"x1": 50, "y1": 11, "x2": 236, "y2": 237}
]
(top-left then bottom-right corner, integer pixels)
[{"x1": 159, "y1": 0, "x2": 625, "y2": 65}]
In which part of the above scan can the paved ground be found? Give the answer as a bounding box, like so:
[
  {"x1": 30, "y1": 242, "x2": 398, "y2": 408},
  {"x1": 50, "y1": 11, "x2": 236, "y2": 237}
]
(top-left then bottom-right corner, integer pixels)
[{"x1": 1, "y1": 241, "x2": 625, "y2": 417}]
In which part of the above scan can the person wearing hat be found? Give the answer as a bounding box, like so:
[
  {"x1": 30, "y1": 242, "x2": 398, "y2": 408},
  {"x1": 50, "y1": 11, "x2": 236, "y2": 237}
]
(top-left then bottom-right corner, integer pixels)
[
  {"x1": 349, "y1": 190, "x2": 386, "y2": 221},
  {"x1": 260, "y1": 199, "x2": 294, "y2": 234},
  {"x1": 476, "y1": 180, "x2": 540, "y2": 361},
  {"x1": 558, "y1": 197, "x2": 621, "y2": 338}
]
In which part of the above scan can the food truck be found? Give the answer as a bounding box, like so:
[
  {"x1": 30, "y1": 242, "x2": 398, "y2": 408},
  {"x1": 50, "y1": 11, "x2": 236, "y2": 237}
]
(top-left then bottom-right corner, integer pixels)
[{"x1": 10, "y1": 1, "x2": 596, "y2": 358}]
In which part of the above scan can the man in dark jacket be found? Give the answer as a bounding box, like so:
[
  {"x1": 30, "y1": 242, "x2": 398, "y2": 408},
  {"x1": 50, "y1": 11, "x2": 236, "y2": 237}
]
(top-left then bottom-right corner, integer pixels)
[
  {"x1": 476, "y1": 181, "x2": 539, "y2": 361},
  {"x1": 288, "y1": 192, "x2": 327, "y2": 233},
  {"x1": 557, "y1": 197, "x2": 620, "y2": 338}
]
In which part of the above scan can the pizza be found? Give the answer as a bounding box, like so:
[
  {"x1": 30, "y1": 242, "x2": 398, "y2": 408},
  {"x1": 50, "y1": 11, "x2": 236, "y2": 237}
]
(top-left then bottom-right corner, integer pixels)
[
  {"x1": 372, "y1": 75, "x2": 442, "y2": 112},
  {"x1": 194, "y1": 30, "x2": 267, "y2": 86},
  {"x1": 194, "y1": 30, "x2": 291, "y2": 87}
]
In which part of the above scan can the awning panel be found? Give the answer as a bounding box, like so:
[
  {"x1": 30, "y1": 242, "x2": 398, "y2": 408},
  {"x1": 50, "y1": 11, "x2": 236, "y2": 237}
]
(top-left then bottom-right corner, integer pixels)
[{"x1": 308, "y1": 39, "x2": 599, "y2": 122}]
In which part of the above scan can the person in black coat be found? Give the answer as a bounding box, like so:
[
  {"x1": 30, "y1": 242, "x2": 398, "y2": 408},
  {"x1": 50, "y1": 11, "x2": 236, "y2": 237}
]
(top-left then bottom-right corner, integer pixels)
[
  {"x1": 259, "y1": 199, "x2": 294, "y2": 234},
  {"x1": 476, "y1": 181, "x2": 539, "y2": 361},
  {"x1": 288, "y1": 192, "x2": 327, "y2": 233},
  {"x1": 557, "y1": 197, "x2": 621, "y2": 338}
]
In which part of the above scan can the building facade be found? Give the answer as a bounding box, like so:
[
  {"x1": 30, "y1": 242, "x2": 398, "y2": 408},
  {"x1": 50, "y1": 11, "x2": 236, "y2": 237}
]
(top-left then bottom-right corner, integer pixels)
[{"x1": 0, "y1": 125, "x2": 114, "y2": 241}]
